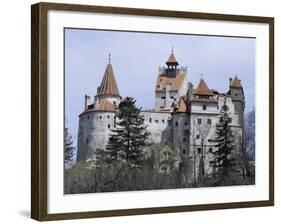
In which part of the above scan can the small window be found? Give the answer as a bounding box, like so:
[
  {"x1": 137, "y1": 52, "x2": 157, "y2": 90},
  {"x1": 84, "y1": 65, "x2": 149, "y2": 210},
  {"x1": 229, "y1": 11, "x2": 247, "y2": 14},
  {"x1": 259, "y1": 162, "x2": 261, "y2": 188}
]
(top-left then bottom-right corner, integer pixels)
[
  {"x1": 155, "y1": 120, "x2": 158, "y2": 124},
  {"x1": 209, "y1": 148, "x2": 213, "y2": 153},
  {"x1": 162, "y1": 119, "x2": 165, "y2": 123},
  {"x1": 217, "y1": 105, "x2": 219, "y2": 109},
  {"x1": 86, "y1": 138, "x2": 89, "y2": 144},
  {"x1": 161, "y1": 96, "x2": 166, "y2": 99},
  {"x1": 207, "y1": 119, "x2": 212, "y2": 125},
  {"x1": 197, "y1": 148, "x2": 202, "y2": 154},
  {"x1": 99, "y1": 116, "x2": 102, "y2": 119},
  {"x1": 196, "y1": 134, "x2": 200, "y2": 139},
  {"x1": 108, "y1": 124, "x2": 110, "y2": 129},
  {"x1": 183, "y1": 149, "x2": 186, "y2": 154},
  {"x1": 183, "y1": 137, "x2": 186, "y2": 142},
  {"x1": 87, "y1": 115, "x2": 90, "y2": 120},
  {"x1": 113, "y1": 101, "x2": 116, "y2": 105},
  {"x1": 184, "y1": 121, "x2": 188, "y2": 126},
  {"x1": 160, "y1": 106, "x2": 164, "y2": 108},
  {"x1": 170, "y1": 96, "x2": 174, "y2": 99},
  {"x1": 107, "y1": 115, "x2": 110, "y2": 119},
  {"x1": 175, "y1": 121, "x2": 178, "y2": 127},
  {"x1": 149, "y1": 118, "x2": 152, "y2": 123},
  {"x1": 114, "y1": 124, "x2": 116, "y2": 128},
  {"x1": 197, "y1": 118, "x2": 202, "y2": 125},
  {"x1": 222, "y1": 105, "x2": 228, "y2": 111},
  {"x1": 202, "y1": 105, "x2": 207, "y2": 110}
]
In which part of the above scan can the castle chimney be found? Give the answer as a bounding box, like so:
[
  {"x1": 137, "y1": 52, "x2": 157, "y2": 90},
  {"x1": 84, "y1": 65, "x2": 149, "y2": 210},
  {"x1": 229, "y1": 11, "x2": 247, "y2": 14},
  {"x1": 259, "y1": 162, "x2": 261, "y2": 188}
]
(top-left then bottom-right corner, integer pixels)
[
  {"x1": 188, "y1": 82, "x2": 193, "y2": 90},
  {"x1": 84, "y1": 95, "x2": 90, "y2": 110},
  {"x1": 229, "y1": 77, "x2": 233, "y2": 86}
]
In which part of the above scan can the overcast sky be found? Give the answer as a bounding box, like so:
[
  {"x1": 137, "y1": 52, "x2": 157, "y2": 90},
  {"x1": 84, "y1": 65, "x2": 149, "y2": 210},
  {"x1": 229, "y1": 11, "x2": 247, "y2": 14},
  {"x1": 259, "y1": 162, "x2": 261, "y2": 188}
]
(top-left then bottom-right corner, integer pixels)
[{"x1": 65, "y1": 28, "x2": 256, "y2": 147}]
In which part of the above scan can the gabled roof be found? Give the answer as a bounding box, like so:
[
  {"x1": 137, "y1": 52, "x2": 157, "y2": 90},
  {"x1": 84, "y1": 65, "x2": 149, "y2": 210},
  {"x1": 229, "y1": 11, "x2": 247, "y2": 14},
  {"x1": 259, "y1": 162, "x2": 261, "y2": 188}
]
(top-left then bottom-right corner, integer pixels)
[
  {"x1": 97, "y1": 63, "x2": 120, "y2": 96},
  {"x1": 193, "y1": 79, "x2": 213, "y2": 96},
  {"x1": 95, "y1": 99, "x2": 115, "y2": 112},
  {"x1": 178, "y1": 96, "x2": 187, "y2": 112},
  {"x1": 166, "y1": 52, "x2": 179, "y2": 65},
  {"x1": 155, "y1": 74, "x2": 186, "y2": 91},
  {"x1": 230, "y1": 75, "x2": 242, "y2": 88}
]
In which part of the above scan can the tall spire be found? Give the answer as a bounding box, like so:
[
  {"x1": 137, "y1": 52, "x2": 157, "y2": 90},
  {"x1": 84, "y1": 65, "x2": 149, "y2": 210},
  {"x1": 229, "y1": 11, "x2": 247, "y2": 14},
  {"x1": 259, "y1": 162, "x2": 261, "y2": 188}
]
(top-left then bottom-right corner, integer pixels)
[
  {"x1": 97, "y1": 58, "x2": 120, "y2": 96},
  {"x1": 166, "y1": 48, "x2": 179, "y2": 65}
]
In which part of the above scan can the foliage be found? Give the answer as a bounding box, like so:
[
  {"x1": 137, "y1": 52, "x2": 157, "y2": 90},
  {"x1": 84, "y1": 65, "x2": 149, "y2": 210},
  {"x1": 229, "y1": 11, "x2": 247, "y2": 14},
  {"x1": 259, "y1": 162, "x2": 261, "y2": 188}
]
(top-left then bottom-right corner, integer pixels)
[
  {"x1": 209, "y1": 102, "x2": 237, "y2": 186},
  {"x1": 64, "y1": 127, "x2": 75, "y2": 168},
  {"x1": 103, "y1": 97, "x2": 151, "y2": 167}
]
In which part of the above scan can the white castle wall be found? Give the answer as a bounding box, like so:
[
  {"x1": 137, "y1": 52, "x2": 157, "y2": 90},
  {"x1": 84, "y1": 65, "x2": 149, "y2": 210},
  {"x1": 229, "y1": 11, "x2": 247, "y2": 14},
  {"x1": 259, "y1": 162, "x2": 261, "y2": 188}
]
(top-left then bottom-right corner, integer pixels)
[
  {"x1": 187, "y1": 95, "x2": 242, "y2": 179},
  {"x1": 77, "y1": 111, "x2": 116, "y2": 160},
  {"x1": 140, "y1": 111, "x2": 173, "y2": 145},
  {"x1": 172, "y1": 113, "x2": 190, "y2": 156}
]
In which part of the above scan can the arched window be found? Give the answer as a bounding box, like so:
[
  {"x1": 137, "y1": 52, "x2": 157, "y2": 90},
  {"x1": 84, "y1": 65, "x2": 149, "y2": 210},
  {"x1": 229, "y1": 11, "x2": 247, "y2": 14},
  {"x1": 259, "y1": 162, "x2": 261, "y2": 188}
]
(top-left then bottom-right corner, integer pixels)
[
  {"x1": 108, "y1": 124, "x2": 110, "y2": 129},
  {"x1": 197, "y1": 148, "x2": 201, "y2": 154},
  {"x1": 175, "y1": 121, "x2": 178, "y2": 127},
  {"x1": 207, "y1": 119, "x2": 212, "y2": 125}
]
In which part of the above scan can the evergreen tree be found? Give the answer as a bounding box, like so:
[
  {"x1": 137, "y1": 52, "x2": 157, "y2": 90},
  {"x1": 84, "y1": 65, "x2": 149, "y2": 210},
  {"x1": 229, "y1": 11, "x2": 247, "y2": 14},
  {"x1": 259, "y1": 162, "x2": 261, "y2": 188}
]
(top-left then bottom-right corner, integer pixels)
[
  {"x1": 210, "y1": 99, "x2": 237, "y2": 186},
  {"x1": 104, "y1": 97, "x2": 151, "y2": 167},
  {"x1": 64, "y1": 127, "x2": 75, "y2": 168}
]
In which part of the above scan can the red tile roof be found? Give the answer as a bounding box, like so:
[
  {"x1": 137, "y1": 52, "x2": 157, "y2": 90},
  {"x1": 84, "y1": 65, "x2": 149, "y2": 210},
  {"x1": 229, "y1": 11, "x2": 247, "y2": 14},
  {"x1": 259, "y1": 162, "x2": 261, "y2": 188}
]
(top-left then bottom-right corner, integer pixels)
[
  {"x1": 155, "y1": 74, "x2": 186, "y2": 91},
  {"x1": 166, "y1": 52, "x2": 178, "y2": 64},
  {"x1": 97, "y1": 63, "x2": 120, "y2": 96},
  {"x1": 178, "y1": 96, "x2": 187, "y2": 112},
  {"x1": 193, "y1": 79, "x2": 214, "y2": 96},
  {"x1": 95, "y1": 99, "x2": 115, "y2": 112},
  {"x1": 230, "y1": 75, "x2": 242, "y2": 88}
]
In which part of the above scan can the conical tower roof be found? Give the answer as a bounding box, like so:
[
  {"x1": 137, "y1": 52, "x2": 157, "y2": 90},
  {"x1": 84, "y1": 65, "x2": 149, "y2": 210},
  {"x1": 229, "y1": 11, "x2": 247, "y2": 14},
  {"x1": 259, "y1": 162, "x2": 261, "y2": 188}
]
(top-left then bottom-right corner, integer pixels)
[
  {"x1": 194, "y1": 78, "x2": 213, "y2": 95},
  {"x1": 97, "y1": 63, "x2": 120, "y2": 96},
  {"x1": 166, "y1": 51, "x2": 179, "y2": 65},
  {"x1": 230, "y1": 75, "x2": 242, "y2": 88}
]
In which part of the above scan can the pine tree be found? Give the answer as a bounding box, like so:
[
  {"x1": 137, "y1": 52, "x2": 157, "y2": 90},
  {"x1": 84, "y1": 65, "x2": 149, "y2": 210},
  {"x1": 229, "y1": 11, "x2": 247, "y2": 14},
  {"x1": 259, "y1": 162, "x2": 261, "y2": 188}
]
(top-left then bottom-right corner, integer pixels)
[
  {"x1": 104, "y1": 97, "x2": 151, "y2": 167},
  {"x1": 210, "y1": 99, "x2": 237, "y2": 186},
  {"x1": 64, "y1": 127, "x2": 75, "y2": 168}
]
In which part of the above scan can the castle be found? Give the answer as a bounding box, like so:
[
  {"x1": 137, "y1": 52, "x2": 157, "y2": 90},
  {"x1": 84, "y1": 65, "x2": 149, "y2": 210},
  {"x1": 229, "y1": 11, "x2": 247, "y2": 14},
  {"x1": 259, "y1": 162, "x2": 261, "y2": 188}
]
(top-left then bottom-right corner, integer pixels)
[{"x1": 76, "y1": 51, "x2": 245, "y2": 177}]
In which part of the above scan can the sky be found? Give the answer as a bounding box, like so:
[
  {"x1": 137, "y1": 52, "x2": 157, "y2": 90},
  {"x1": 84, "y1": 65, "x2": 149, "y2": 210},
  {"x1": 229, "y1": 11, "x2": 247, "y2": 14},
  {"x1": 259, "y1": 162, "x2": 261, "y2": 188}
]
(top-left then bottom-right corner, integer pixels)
[{"x1": 65, "y1": 28, "x2": 256, "y2": 147}]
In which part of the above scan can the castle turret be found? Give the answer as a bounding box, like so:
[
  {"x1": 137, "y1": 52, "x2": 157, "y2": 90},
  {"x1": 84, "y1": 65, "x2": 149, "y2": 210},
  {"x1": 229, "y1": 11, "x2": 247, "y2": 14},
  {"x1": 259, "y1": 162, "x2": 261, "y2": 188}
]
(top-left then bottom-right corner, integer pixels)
[
  {"x1": 229, "y1": 75, "x2": 245, "y2": 129},
  {"x1": 94, "y1": 54, "x2": 122, "y2": 108},
  {"x1": 165, "y1": 50, "x2": 179, "y2": 77},
  {"x1": 155, "y1": 50, "x2": 187, "y2": 111},
  {"x1": 77, "y1": 55, "x2": 121, "y2": 162}
]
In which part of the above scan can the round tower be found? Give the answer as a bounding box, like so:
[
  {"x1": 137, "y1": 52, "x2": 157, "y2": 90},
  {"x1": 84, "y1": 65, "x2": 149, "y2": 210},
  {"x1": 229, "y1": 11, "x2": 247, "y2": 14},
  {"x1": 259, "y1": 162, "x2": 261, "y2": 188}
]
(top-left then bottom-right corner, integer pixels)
[
  {"x1": 229, "y1": 75, "x2": 245, "y2": 129},
  {"x1": 76, "y1": 55, "x2": 121, "y2": 162}
]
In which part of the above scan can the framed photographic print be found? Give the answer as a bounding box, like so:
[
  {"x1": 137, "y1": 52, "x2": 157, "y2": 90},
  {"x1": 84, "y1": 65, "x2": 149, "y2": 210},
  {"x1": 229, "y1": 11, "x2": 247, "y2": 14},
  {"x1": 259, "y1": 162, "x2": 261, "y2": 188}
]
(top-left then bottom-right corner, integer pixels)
[{"x1": 31, "y1": 2, "x2": 274, "y2": 221}]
